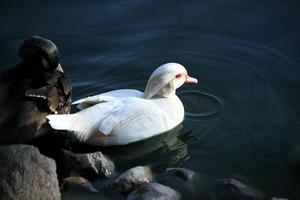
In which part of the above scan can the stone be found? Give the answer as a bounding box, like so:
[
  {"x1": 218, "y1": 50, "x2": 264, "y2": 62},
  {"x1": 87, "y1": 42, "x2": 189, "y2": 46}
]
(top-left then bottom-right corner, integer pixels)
[
  {"x1": 107, "y1": 166, "x2": 153, "y2": 193},
  {"x1": 159, "y1": 167, "x2": 195, "y2": 181},
  {"x1": 209, "y1": 178, "x2": 264, "y2": 200},
  {"x1": 157, "y1": 167, "x2": 200, "y2": 199},
  {"x1": 62, "y1": 149, "x2": 115, "y2": 180},
  {"x1": 61, "y1": 176, "x2": 98, "y2": 193},
  {"x1": 61, "y1": 177, "x2": 125, "y2": 200},
  {"x1": 0, "y1": 144, "x2": 61, "y2": 200},
  {"x1": 127, "y1": 182, "x2": 181, "y2": 200},
  {"x1": 269, "y1": 198, "x2": 290, "y2": 200}
]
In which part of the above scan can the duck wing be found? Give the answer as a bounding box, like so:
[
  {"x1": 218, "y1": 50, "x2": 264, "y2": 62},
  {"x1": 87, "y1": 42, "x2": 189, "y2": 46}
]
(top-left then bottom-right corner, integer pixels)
[
  {"x1": 48, "y1": 96, "x2": 180, "y2": 146},
  {"x1": 94, "y1": 97, "x2": 177, "y2": 145},
  {"x1": 72, "y1": 89, "x2": 143, "y2": 110},
  {"x1": 47, "y1": 97, "x2": 123, "y2": 141}
]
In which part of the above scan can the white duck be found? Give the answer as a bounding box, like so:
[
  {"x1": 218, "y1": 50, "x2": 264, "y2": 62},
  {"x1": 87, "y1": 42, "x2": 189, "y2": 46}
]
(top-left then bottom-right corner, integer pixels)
[{"x1": 47, "y1": 63, "x2": 197, "y2": 146}]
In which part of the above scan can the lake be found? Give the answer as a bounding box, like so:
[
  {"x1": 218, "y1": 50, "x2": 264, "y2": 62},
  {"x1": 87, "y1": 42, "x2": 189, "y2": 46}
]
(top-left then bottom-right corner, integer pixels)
[{"x1": 1, "y1": 0, "x2": 300, "y2": 199}]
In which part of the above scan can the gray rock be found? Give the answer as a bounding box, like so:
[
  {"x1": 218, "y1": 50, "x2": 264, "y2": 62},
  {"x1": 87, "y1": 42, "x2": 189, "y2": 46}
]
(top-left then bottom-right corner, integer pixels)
[
  {"x1": 159, "y1": 167, "x2": 195, "y2": 181},
  {"x1": 61, "y1": 177, "x2": 125, "y2": 200},
  {"x1": 209, "y1": 178, "x2": 264, "y2": 200},
  {"x1": 61, "y1": 176, "x2": 98, "y2": 193},
  {"x1": 0, "y1": 144, "x2": 61, "y2": 200},
  {"x1": 107, "y1": 166, "x2": 153, "y2": 193},
  {"x1": 269, "y1": 198, "x2": 290, "y2": 200},
  {"x1": 62, "y1": 150, "x2": 115, "y2": 180},
  {"x1": 157, "y1": 168, "x2": 200, "y2": 199},
  {"x1": 127, "y1": 182, "x2": 181, "y2": 200}
]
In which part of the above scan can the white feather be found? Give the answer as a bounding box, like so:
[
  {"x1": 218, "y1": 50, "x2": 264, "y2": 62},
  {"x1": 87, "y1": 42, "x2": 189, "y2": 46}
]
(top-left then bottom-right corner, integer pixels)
[
  {"x1": 72, "y1": 89, "x2": 143, "y2": 110},
  {"x1": 47, "y1": 63, "x2": 197, "y2": 146},
  {"x1": 47, "y1": 113, "x2": 95, "y2": 141}
]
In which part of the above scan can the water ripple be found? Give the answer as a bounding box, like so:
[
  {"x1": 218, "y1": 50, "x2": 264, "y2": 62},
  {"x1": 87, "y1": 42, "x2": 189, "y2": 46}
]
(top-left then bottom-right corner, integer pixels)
[{"x1": 178, "y1": 90, "x2": 224, "y2": 120}]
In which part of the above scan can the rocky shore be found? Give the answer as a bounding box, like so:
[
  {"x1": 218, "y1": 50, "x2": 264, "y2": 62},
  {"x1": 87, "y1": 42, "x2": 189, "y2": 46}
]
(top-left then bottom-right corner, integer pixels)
[{"x1": 0, "y1": 143, "x2": 293, "y2": 200}]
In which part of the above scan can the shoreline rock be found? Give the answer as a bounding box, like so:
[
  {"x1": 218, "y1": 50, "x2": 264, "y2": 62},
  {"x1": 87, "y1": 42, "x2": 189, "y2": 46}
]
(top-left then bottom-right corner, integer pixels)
[
  {"x1": 127, "y1": 182, "x2": 181, "y2": 200},
  {"x1": 61, "y1": 176, "x2": 98, "y2": 193},
  {"x1": 208, "y1": 178, "x2": 264, "y2": 200},
  {"x1": 157, "y1": 167, "x2": 200, "y2": 199},
  {"x1": 159, "y1": 167, "x2": 195, "y2": 181},
  {"x1": 107, "y1": 166, "x2": 153, "y2": 193},
  {"x1": 0, "y1": 144, "x2": 61, "y2": 200},
  {"x1": 61, "y1": 149, "x2": 115, "y2": 180}
]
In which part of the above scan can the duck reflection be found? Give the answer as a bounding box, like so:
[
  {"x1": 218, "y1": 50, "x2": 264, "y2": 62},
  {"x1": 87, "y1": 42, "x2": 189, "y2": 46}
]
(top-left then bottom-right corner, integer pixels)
[{"x1": 69, "y1": 124, "x2": 194, "y2": 172}]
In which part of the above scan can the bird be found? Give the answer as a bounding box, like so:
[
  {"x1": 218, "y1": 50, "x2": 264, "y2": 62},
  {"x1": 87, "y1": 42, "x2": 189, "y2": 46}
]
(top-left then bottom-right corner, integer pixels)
[
  {"x1": 47, "y1": 63, "x2": 197, "y2": 146},
  {"x1": 0, "y1": 36, "x2": 72, "y2": 144}
]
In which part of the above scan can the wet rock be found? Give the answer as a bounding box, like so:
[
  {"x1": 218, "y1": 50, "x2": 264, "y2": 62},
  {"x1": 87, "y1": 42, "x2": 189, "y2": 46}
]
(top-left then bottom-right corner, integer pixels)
[
  {"x1": 209, "y1": 178, "x2": 264, "y2": 200},
  {"x1": 62, "y1": 150, "x2": 115, "y2": 180},
  {"x1": 61, "y1": 178, "x2": 122, "y2": 200},
  {"x1": 61, "y1": 176, "x2": 98, "y2": 193},
  {"x1": 157, "y1": 168, "x2": 200, "y2": 200},
  {"x1": 0, "y1": 144, "x2": 60, "y2": 200},
  {"x1": 127, "y1": 182, "x2": 181, "y2": 200},
  {"x1": 107, "y1": 166, "x2": 153, "y2": 193},
  {"x1": 159, "y1": 167, "x2": 195, "y2": 181},
  {"x1": 61, "y1": 177, "x2": 125, "y2": 200}
]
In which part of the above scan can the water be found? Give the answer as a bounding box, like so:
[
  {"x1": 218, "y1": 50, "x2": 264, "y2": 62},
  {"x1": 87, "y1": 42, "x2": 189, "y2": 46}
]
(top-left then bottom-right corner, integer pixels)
[{"x1": 1, "y1": 0, "x2": 300, "y2": 199}]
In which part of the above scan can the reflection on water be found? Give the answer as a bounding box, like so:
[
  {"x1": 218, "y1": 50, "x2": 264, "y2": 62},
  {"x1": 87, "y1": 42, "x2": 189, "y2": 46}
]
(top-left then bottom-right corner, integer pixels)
[
  {"x1": 71, "y1": 125, "x2": 192, "y2": 173},
  {"x1": 1, "y1": 0, "x2": 300, "y2": 199}
]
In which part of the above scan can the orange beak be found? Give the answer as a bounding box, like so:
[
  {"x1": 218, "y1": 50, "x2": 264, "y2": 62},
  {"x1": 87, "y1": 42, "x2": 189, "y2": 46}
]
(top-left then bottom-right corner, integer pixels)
[{"x1": 185, "y1": 75, "x2": 198, "y2": 84}]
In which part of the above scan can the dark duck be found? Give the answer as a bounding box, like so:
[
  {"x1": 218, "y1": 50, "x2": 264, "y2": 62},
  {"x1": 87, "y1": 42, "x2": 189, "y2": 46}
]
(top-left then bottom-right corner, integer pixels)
[{"x1": 0, "y1": 36, "x2": 72, "y2": 144}]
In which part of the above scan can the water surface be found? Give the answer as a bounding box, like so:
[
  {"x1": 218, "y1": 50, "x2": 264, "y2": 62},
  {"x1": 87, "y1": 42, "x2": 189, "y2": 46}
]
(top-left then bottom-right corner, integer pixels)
[{"x1": 1, "y1": 0, "x2": 300, "y2": 199}]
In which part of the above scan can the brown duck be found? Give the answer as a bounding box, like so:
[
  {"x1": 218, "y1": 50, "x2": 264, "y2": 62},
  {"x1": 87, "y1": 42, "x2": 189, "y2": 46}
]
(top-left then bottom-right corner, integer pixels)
[{"x1": 0, "y1": 36, "x2": 72, "y2": 144}]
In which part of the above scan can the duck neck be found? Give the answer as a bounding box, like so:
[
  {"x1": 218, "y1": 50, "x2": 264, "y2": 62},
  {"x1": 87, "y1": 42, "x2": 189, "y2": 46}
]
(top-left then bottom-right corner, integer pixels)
[
  {"x1": 156, "y1": 87, "x2": 176, "y2": 98},
  {"x1": 144, "y1": 80, "x2": 176, "y2": 99}
]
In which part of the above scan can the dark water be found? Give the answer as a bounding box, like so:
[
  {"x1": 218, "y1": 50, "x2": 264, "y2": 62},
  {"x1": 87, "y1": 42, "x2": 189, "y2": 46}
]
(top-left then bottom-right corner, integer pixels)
[{"x1": 1, "y1": 0, "x2": 300, "y2": 199}]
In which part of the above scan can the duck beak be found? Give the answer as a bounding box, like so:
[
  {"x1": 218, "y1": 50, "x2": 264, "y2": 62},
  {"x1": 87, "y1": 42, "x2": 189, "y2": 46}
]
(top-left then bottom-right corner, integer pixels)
[
  {"x1": 56, "y1": 63, "x2": 64, "y2": 73},
  {"x1": 185, "y1": 75, "x2": 198, "y2": 84}
]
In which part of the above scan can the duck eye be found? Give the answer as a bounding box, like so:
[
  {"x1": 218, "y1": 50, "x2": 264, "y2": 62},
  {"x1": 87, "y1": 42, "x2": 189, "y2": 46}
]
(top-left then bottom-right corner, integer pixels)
[{"x1": 175, "y1": 74, "x2": 182, "y2": 79}]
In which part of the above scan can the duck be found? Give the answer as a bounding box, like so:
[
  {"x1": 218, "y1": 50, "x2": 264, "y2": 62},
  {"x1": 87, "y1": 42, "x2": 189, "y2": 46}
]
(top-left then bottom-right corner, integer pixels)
[
  {"x1": 0, "y1": 36, "x2": 72, "y2": 144},
  {"x1": 47, "y1": 63, "x2": 197, "y2": 146}
]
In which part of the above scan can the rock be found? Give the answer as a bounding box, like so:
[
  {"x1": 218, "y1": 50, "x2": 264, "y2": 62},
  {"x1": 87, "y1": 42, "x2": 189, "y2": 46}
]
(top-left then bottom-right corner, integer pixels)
[
  {"x1": 269, "y1": 198, "x2": 290, "y2": 200},
  {"x1": 0, "y1": 144, "x2": 60, "y2": 200},
  {"x1": 62, "y1": 149, "x2": 115, "y2": 180},
  {"x1": 127, "y1": 182, "x2": 181, "y2": 200},
  {"x1": 159, "y1": 167, "x2": 195, "y2": 181},
  {"x1": 61, "y1": 177, "x2": 125, "y2": 200},
  {"x1": 61, "y1": 176, "x2": 98, "y2": 193},
  {"x1": 209, "y1": 178, "x2": 264, "y2": 200},
  {"x1": 157, "y1": 168, "x2": 200, "y2": 199},
  {"x1": 107, "y1": 166, "x2": 153, "y2": 193}
]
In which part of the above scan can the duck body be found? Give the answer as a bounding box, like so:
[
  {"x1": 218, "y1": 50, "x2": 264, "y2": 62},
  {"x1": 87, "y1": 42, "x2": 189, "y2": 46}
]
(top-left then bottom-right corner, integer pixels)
[
  {"x1": 48, "y1": 89, "x2": 184, "y2": 146},
  {"x1": 0, "y1": 36, "x2": 72, "y2": 144},
  {"x1": 47, "y1": 63, "x2": 197, "y2": 146}
]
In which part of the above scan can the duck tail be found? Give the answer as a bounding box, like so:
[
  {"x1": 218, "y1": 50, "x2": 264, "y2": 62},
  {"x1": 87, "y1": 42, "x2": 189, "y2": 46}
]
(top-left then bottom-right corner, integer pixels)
[
  {"x1": 46, "y1": 114, "x2": 76, "y2": 130},
  {"x1": 46, "y1": 114, "x2": 91, "y2": 142}
]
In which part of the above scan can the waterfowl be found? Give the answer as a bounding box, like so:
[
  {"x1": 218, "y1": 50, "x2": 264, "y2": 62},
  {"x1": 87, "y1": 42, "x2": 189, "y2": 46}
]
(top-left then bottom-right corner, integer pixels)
[
  {"x1": 47, "y1": 63, "x2": 197, "y2": 146},
  {"x1": 0, "y1": 36, "x2": 72, "y2": 144}
]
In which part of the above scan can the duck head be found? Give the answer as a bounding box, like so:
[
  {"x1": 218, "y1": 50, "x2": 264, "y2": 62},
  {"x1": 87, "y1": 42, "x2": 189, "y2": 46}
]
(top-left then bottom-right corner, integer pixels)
[
  {"x1": 144, "y1": 63, "x2": 198, "y2": 99},
  {"x1": 18, "y1": 36, "x2": 64, "y2": 75}
]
